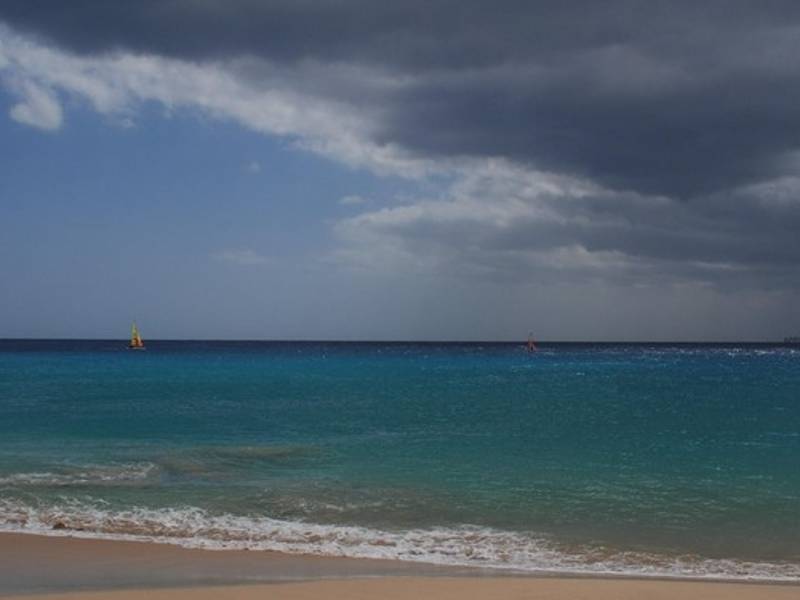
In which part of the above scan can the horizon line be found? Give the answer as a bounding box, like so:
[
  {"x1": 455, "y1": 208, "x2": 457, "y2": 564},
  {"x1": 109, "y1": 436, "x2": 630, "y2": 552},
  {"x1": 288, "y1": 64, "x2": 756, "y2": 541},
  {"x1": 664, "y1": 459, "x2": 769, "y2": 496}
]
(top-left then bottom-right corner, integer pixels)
[{"x1": 0, "y1": 337, "x2": 795, "y2": 344}]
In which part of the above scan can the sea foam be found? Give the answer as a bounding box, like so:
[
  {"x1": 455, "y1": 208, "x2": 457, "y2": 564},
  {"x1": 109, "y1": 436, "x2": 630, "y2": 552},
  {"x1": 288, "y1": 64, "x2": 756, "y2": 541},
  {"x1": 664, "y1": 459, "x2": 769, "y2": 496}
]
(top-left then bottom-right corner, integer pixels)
[
  {"x1": 1, "y1": 498, "x2": 799, "y2": 582},
  {"x1": 0, "y1": 463, "x2": 158, "y2": 487}
]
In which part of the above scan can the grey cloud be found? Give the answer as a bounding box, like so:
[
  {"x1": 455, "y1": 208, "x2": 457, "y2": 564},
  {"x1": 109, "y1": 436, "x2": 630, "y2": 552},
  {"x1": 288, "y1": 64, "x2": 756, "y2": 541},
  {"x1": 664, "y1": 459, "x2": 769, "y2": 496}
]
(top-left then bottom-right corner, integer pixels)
[
  {"x1": 3, "y1": 1, "x2": 800, "y2": 293},
  {"x1": 335, "y1": 170, "x2": 800, "y2": 289},
  {"x1": 4, "y1": 2, "x2": 800, "y2": 197},
  {"x1": 3, "y1": 2, "x2": 798, "y2": 67}
]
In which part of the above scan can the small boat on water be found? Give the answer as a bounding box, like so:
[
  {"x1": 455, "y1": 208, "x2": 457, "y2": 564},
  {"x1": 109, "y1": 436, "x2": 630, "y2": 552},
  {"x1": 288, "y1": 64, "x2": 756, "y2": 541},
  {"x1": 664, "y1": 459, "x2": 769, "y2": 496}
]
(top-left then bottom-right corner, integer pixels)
[
  {"x1": 128, "y1": 322, "x2": 145, "y2": 350},
  {"x1": 527, "y1": 332, "x2": 537, "y2": 352}
]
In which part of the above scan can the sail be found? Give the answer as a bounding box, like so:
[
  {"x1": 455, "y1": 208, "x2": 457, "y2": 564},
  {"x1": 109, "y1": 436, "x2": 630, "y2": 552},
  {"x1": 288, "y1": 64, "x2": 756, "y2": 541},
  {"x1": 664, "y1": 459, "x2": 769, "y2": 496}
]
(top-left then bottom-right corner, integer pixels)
[
  {"x1": 129, "y1": 323, "x2": 144, "y2": 348},
  {"x1": 527, "y1": 333, "x2": 537, "y2": 352}
]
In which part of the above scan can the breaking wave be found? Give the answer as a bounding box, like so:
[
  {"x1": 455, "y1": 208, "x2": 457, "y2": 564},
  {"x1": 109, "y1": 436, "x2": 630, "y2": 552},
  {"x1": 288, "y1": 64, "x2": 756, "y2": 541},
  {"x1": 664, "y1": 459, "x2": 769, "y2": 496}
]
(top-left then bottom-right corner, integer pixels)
[
  {"x1": 1, "y1": 498, "x2": 798, "y2": 582},
  {"x1": 0, "y1": 463, "x2": 158, "y2": 487}
]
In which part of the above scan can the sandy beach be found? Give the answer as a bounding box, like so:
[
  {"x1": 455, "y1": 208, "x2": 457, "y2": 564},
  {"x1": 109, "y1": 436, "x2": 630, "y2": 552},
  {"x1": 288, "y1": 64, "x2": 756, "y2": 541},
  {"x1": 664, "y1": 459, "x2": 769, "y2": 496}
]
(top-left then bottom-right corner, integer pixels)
[
  {"x1": 9, "y1": 578, "x2": 800, "y2": 600},
  {"x1": 0, "y1": 532, "x2": 460, "y2": 595},
  {"x1": 5, "y1": 0, "x2": 800, "y2": 594},
  {"x1": 1, "y1": 532, "x2": 798, "y2": 600}
]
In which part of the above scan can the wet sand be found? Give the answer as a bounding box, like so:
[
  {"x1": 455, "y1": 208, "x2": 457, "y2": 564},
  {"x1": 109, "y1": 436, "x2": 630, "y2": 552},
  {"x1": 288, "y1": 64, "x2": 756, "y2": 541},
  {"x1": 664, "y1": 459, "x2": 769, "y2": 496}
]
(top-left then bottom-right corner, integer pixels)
[
  {"x1": 0, "y1": 532, "x2": 463, "y2": 595},
  {"x1": 1, "y1": 532, "x2": 797, "y2": 599}
]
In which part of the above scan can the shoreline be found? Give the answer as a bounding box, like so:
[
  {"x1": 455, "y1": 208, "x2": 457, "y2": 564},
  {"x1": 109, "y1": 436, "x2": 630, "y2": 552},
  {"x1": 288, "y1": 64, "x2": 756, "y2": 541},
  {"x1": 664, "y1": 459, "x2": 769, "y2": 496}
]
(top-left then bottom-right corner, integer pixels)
[
  {"x1": 3, "y1": 525, "x2": 800, "y2": 585},
  {"x1": 0, "y1": 531, "x2": 469, "y2": 596},
  {"x1": 1, "y1": 531, "x2": 799, "y2": 598}
]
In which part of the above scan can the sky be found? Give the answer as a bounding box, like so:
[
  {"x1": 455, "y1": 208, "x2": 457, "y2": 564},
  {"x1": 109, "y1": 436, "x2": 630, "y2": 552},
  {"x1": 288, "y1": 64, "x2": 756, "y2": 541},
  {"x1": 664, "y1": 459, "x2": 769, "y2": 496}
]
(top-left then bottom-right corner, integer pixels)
[{"x1": 0, "y1": 1, "x2": 799, "y2": 341}]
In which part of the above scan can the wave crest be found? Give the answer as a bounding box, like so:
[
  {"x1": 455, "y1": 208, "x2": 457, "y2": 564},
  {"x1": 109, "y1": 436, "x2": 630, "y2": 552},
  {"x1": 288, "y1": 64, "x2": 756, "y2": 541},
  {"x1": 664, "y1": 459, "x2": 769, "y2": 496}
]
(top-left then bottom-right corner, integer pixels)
[
  {"x1": 1, "y1": 498, "x2": 799, "y2": 582},
  {"x1": 0, "y1": 463, "x2": 158, "y2": 487}
]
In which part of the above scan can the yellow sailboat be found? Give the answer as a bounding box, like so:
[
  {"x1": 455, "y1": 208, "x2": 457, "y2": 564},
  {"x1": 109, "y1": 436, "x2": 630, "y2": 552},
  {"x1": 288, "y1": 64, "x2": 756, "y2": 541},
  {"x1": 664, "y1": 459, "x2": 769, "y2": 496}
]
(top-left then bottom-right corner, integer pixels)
[{"x1": 128, "y1": 322, "x2": 145, "y2": 350}]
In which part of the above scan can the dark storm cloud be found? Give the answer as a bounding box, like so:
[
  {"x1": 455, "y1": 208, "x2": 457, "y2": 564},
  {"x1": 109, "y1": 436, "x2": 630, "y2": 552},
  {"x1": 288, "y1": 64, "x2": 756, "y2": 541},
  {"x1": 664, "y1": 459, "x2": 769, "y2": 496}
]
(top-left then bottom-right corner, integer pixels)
[
  {"x1": 0, "y1": 1, "x2": 683, "y2": 65},
  {"x1": 336, "y1": 173, "x2": 800, "y2": 290},
  {"x1": 3, "y1": 0, "x2": 800, "y2": 295},
  {"x1": 4, "y1": 1, "x2": 800, "y2": 197}
]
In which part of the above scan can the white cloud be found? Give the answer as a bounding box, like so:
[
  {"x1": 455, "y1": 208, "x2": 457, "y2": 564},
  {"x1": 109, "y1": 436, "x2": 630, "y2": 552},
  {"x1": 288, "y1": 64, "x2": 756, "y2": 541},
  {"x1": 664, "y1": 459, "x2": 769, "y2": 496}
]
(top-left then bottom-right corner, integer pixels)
[
  {"x1": 339, "y1": 194, "x2": 367, "y2": 205},
  {"x1": 332, "y1": 161, "x2": 609, "y2": 276},
  {"x1": 245, "y1": 160, "x2": 262, "y2": 173},
  {"x1": 117, "y1": 116, "x2": 135, "y2": 129},
  {"x1": 7, "y1": 78, "x2": 62, "y2": 131},
  {"x1": 331, "y1": 159, "x2": 800, "y2": 288},
  {"x1": 212, "y1": 249, "x2": 272, "y2": 266},
  {"x1": 0, "y1": 25, "x2": 438, "y2": 178},
  {"x1": 1, "y1": 24, "x2": 797, "y2": 293}
]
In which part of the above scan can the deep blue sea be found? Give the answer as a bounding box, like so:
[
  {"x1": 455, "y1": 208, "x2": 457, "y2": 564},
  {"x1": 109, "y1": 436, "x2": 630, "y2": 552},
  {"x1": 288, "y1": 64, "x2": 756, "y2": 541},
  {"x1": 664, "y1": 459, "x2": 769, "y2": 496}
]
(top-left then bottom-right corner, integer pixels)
[{"x1": 1, "y1": 340, "x2": 799, "y2": 580}]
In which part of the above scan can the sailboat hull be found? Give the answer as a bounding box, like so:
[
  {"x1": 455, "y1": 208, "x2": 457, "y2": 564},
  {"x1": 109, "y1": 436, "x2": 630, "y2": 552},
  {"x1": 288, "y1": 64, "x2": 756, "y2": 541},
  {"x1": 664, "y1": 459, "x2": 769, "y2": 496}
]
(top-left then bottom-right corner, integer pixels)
[{"x1": 128, "y1": 322, "x2": 145, "y2": 349}]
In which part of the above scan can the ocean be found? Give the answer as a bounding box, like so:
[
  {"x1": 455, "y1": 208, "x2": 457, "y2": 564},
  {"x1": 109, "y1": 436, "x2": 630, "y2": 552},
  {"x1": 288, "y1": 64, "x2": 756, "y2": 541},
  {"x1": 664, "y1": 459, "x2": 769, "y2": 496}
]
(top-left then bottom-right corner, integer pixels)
[{"x1": 1, "y1": 340, "x2": 798, "y2": 581}]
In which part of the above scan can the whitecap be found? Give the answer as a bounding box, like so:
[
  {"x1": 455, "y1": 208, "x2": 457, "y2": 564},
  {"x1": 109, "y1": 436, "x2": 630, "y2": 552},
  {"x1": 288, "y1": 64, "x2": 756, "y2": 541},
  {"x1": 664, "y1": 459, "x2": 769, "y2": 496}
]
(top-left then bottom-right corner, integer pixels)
[{"x1": 0, "y1": 498, "x2": 798, "y2": 582}]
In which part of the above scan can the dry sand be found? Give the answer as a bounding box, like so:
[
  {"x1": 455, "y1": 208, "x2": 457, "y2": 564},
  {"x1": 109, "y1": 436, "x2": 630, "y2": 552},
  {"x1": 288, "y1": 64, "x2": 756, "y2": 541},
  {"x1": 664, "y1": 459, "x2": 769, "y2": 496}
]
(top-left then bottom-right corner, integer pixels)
[{"x1": 7, "y1": 577, "x2": 800, "y2": 600}]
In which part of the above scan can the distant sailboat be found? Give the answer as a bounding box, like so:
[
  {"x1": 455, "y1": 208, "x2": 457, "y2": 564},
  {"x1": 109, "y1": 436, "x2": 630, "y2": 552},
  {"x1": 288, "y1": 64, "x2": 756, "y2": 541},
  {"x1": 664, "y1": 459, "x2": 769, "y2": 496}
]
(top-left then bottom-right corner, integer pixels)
[
  {"x1": 128, "y1": 322, "x2": 145, "y2": 350},
  {"x1": 527, "y1": 332, "x2": 537, "y2": 352}
]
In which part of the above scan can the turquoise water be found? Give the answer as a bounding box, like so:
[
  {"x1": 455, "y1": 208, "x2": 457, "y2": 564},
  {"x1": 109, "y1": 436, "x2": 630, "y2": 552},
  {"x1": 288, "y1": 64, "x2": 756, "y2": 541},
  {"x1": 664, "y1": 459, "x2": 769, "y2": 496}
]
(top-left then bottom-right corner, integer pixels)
[{"x1": 1, "y1": 340, "x2": 799, "y2": 579}]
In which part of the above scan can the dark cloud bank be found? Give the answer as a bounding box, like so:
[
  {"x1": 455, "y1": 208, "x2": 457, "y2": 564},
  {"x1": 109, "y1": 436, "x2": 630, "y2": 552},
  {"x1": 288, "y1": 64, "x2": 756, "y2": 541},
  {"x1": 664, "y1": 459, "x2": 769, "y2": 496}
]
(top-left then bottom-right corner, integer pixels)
[{"x1": 2, "y1": 1, "x2": 799, "y2": 293}]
